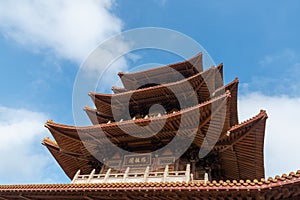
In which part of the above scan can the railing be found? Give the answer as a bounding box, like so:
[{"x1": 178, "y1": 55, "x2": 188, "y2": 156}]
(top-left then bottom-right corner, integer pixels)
[{"x1": 72, "y1": 164, "x2": 209, "y2": 184}]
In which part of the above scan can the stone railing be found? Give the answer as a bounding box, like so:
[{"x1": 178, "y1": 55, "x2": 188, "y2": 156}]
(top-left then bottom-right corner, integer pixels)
[{"x1": 72, "y1": 164, "x2": 208, "y2": 184}]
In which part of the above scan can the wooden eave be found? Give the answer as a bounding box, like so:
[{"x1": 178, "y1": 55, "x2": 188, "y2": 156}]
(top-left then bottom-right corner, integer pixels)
[
  {"x1": 84, "y1": 106, "x2": 99, "y2": 125},
  {"x1": 90, "y1": 65, "x2": 223, "y2": 120},
  {"x1": 111, "y1": 86, "x2": 127, "y2": 94},
  {"x1": 42, "y1": 138, "x2": 95, "y2": 179},
  {"x1": 214, "y1": 110, "x2": 268, "y2": 180},
  {"x1": 118, "y1": 52, "x2": 203, "y2": 90},
  {"x1": 214, "y1": 77, "x2": 239, "y2": 127},
  {"x1": 84, "y1": 106, "x2": 113, "y2": 125}
]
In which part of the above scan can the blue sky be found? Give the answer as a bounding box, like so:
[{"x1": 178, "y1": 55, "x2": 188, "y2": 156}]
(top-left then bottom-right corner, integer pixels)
[{"x1": 0, "y1": 0, "x2": 299, "y2": 184}]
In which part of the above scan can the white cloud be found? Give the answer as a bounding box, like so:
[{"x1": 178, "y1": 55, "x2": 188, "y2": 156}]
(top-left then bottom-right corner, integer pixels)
[
  {"x1": 239, "y1": 93, "x2": 300, "y2": 178},
  {"x1": 0, "y1": 106, "x2": 64, "y2": 184},
  {"x1": 0, "y1": 0, "x2": 123, "y2": 64}
]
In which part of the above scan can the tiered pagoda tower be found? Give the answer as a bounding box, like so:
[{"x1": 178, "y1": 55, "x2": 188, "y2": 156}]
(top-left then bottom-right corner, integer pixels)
[
  {"x1": 43, "y1": 52, "x2": 267, "y2": 183},
  {"x1": 1, "y1": 53, "x2": 299, "y2": 200}
]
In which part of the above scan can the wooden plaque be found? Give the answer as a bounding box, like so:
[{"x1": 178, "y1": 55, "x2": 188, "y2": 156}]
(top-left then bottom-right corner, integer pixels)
[{"x1": 123, "y1": 153, "x2": 152, "y2": 167}]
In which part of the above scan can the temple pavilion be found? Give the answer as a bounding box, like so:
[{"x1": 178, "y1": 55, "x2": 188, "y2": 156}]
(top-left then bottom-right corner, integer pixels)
[{"x1": 0, "y1": 53, "x2": 299, "y2": 199}]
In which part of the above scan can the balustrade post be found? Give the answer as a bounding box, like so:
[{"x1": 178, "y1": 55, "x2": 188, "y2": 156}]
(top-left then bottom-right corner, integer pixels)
[
  {"x1": 143, "y1": 166, "x2": 150, "y2": 183},
  {"x1": 103, "y1": 168, "x2": 111, "y2": 183},
  {"x1": 122, "y1": 167, "x2": 130, "y2": 182},
  {"x1": 71, "y1": 169, "x2": 81, "y2": 184},
  {"x1": 185, "y1": 164, "x2": 190, "y2": 182},
  {"x1": 87, "y1": 169, "x2": 96, "y2": 183},
  {"x1": 163, "y1": 165, "x2": 169, "y2": 183},
  {"x1": 204, "y1": 172, "x2": 208, "y2": 184}
]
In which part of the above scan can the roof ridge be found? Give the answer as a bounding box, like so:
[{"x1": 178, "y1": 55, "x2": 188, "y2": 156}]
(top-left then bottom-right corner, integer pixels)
[{"x1": 228, "y1": 110, "x2": 268, "y2": 132}]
